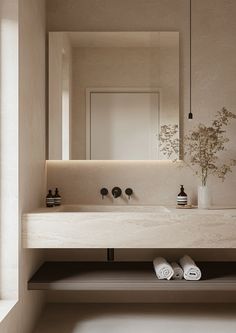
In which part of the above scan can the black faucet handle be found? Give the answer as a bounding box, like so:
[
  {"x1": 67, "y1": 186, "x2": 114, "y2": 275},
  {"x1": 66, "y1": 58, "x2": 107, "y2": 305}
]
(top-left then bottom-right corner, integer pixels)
[
  {"x1": 112, "y1": 187, "x2": 122, "y2": 198},
  {"x1": 100, "y1": 188, "x2": 109, "y2": 199},
  {"x1": 125, "y1": 188, "x2": 133, "y2": 199}
]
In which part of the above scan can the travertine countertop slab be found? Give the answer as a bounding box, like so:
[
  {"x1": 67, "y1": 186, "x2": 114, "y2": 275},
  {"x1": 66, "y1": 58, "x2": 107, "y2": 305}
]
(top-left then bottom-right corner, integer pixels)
[{"x1": 22, "y1": 205, "x2": 236, "y2": 248}]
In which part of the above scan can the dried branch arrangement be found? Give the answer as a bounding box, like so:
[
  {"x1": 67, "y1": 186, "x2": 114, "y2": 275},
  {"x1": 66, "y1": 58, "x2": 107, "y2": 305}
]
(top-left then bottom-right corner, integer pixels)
[{"x1": 159, "y1": 107, "x2": 236, "y2": 186}]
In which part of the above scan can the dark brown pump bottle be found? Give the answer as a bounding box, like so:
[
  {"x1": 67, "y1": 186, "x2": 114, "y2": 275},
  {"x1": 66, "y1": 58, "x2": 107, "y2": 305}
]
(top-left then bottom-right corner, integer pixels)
[
  {"x1": 46, "y1": 190, "x2": 54, "y2": 207},
  {"x1": 54, "y1": 188, "x2": 61, "y2": 206},
  {"x1": 177, "y1": 185, "x2": 187, "y2": 206}
]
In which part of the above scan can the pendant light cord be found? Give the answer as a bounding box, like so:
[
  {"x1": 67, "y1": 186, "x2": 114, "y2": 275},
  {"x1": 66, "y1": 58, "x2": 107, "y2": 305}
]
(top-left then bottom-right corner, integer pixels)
[{"x1": 189, "y1": 0, "x2": 193, "y2": 119}]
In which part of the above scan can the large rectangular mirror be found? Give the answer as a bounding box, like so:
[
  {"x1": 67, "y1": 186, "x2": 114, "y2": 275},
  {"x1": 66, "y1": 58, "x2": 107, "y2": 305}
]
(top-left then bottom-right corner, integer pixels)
[{"x1": 48, "y1": 31, "x2": 179, "y2": 160}]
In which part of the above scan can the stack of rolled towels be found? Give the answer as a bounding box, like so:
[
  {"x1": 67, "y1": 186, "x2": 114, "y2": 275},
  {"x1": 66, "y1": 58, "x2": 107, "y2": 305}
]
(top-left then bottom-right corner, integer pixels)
[{"x1": 153, "y1": 255, "x2": 201, "y2": 281}]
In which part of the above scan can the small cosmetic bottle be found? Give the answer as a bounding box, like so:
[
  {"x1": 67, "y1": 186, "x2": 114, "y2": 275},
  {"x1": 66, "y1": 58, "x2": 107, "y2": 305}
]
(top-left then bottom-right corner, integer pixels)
[
  {"x1": 54, "y1": 188, "x2": 61, "y2": 206},
  {"x1": 177, "y1": 185, "x2": 188, "y2": 206},
  {"x1": 46, "y1": 190, "x2": 54, "y2": 207}
]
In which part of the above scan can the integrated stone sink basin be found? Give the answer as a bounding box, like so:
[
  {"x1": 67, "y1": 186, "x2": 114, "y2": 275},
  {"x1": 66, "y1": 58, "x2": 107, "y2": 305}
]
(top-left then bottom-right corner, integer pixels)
[
  {"x1": 23, "y1": 204, "x2": 236, "y2": 249},
  {"x1": 58, "y1": 205, "x2": 170, "y2": 213}
]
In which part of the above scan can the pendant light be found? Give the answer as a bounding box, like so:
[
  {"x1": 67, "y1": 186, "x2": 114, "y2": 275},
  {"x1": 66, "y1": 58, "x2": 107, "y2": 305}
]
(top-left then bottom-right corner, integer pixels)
[{"x1": 188, "y1": 0, "x2": 193, "y2": 120}]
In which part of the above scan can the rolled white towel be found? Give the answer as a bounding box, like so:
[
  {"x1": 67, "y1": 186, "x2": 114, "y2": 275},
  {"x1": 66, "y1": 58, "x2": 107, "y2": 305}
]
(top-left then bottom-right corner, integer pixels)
[
  {"x1": 153, "y1": 257, "x2": 174, "y2": 280},
  {"x1": 179, "y1": 255, "x2": 201, "y2": 281},
  {"x1": 171, "y1": 262, "x2": 184, "y2": 280}
]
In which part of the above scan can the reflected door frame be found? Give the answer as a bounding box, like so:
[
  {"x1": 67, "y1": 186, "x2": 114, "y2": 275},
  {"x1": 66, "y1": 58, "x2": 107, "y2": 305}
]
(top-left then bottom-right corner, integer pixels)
[{"x1": 85, "y1": 87, "x2": 162, "y2": 160}]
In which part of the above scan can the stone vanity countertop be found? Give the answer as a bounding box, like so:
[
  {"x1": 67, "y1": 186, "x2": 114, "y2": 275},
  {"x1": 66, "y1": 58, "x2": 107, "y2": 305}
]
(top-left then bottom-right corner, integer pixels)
[{"x1": 22, "y1": 205, "x2": 236, "y2": 249}]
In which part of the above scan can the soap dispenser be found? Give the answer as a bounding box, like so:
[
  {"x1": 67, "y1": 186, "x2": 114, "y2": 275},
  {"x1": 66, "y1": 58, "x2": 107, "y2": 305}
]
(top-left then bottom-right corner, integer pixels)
[
  {"x1": 177, "y1": 185, "x2": 188, "y2": 206},
  {"x1": 46, "y1": 190, "x2": 54, "y2": 207},
  {"x1": 54, "y1": 188, "x2": 61, "y2": 206}
]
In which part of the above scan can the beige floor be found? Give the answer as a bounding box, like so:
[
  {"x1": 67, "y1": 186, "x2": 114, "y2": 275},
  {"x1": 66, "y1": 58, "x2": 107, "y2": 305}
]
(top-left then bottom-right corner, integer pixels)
[{"x1": 33, "y1": 303, "x2": 236, "y2": 333}]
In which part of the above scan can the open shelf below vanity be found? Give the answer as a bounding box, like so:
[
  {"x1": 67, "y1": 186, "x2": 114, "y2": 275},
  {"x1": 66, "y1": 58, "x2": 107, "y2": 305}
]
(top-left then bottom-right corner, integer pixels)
[{"x1": 28, "y1": 261, "x2": 236, "y2": 291}]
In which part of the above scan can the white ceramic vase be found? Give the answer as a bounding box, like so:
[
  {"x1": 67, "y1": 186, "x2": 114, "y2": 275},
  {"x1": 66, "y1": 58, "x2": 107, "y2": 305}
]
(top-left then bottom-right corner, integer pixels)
[{"x1": 198, "y1": 185, "x2": 210, "y2": 209}]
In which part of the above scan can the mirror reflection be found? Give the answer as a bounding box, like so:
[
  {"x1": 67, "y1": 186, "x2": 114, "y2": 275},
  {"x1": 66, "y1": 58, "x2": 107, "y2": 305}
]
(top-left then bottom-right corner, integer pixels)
[{"x1": 48, "y1": 32, "x2": 179, "y2": 160}]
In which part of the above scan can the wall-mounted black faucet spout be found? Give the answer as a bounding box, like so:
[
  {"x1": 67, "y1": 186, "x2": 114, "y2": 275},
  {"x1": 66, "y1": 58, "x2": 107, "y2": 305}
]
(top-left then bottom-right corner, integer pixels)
[
  {"x1": 125, "y1": 188, "x2": 133, "y2": 199},
  {"x1": 100, "y1": 188, "x2": 108, "y2": 199},
  {"x1": 112, "y1": 187, "x2": 122, "y2": 198}
]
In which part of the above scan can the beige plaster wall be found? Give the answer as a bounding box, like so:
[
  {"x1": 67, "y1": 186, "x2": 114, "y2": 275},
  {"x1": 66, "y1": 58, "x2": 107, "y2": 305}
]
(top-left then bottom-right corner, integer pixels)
[
  {"x1": 47, "y1": 0, "x2": 236, "y2": 206},
  {"x1": 18, "y1": 0, "x2": 46, "y2": 331},
  {"x1": 0, "y1": 0, "x2": 46, "y2": 332}
]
